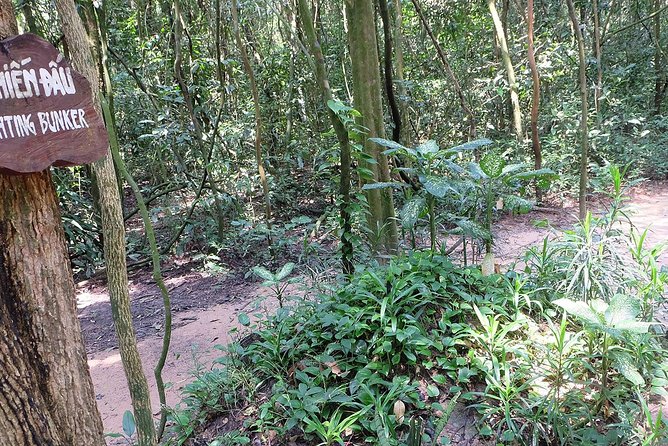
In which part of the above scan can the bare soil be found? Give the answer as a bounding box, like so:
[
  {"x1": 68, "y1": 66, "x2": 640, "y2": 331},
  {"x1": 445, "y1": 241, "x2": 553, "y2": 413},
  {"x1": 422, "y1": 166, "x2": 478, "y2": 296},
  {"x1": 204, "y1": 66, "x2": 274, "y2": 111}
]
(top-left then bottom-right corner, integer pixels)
[{"x1": 80, "y1": 182, "x2": 668, "y2": 443}]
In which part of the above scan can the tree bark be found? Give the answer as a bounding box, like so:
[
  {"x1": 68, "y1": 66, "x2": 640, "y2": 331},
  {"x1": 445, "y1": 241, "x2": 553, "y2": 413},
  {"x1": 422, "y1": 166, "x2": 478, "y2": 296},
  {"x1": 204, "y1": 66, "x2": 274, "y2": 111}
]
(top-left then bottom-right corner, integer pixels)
[
  {"x1": 53, "y1": 0, "x2": 158, "y2": 444},
  {"x1": 0, "y1": 4, "x2": 105, "y2": 445},
  {"x1": 566, "y1": 0, "x2": 589, "y2": 219},
  {"x1": 345, "y1": 0, "x2": 398, "y2": 254},
  {"x1": 527, "y1": 0, "x2": 542, "y2": 201},
  {"x1": 592, "y1": 0, "x2": 603, "y2": 124},
  {"x1": 488, "y1": 0, "x2": 523, "y2": 140},
  {"x1": 393, "y1": 0, "x2": 408, "y2": 145},
  {"x1": 654, "y1": 0, "x2": 666, "y2": 114},
  {"x1": 378, "y1": 0, "x2": 401, "y2": 143},
  {"x1": 296, "y1": 0, "x2": 354, "y2": 274}
]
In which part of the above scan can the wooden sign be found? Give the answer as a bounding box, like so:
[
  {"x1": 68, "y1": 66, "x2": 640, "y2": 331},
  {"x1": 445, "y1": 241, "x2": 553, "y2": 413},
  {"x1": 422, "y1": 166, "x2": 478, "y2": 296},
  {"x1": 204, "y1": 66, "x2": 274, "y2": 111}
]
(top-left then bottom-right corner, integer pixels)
[{"x1": 0, "y1": 33, "x2": 108, "y2": 174}]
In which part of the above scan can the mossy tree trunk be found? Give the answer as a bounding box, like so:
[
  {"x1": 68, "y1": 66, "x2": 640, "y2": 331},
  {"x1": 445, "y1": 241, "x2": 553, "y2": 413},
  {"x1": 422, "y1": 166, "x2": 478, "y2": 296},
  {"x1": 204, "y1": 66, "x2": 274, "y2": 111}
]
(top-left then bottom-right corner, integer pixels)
[
  {"x1": 345, "y1": 0, "x2": 398, "y2": 254},
  {"x1": 0, "y1": 4, "x2": 105, "y2": 445},
  {"x1": 53, "y1": 0, "x2": 158, "y2": 444},
  {"x1": 297, "y1": 0, "x2": 354, "y2": 274},
  {"x1": 488, "y1": 0, "x2": 522, "y2": 140}
]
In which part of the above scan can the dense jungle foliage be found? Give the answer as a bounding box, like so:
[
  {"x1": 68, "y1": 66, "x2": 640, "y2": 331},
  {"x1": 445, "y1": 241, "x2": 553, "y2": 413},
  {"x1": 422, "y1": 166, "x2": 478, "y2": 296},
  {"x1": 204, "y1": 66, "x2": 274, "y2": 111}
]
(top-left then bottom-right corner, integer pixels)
[{"x1": 10, "y1": 0, "x2": 668, "y2": 444}]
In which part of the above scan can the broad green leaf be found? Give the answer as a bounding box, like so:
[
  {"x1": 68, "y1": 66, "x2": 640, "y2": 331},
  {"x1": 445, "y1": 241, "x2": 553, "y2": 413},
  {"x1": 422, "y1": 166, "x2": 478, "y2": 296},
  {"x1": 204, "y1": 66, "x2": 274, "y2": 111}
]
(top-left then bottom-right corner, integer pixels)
[
  {"x1": 400, "y1": 196, "x2": 426, "y2": 228},
  {"x1": 553, "y1": 298, "x2": 602, "y2": 326},
  {"x1": 252, "y1": 266, "x2": 275, "y2": 282},
  {"x1": 275, "y1": 262, "x2": 296, "y2": 281},
  {"x1": 605, "y1": 294, "x2": 641, "y2": 326},
  {"x1": 327, "y1": 99, "x2": 354, "y2": 114},
  {"x1": 238, "y1": 312, "x2": 251, "y2": 326},
  {"x1": 614, "y1": 320, "x2": 654, "y2": 333},
  {"x1": 501, "y1": 163, "x2": 530, "y2": 176},
  {"x1": 426, "y1": 384, "x2": 440, "y2": 397},
  {"x1": 503, "y1": 195, "x2": 533, "y2": 214},
  {"x1": 443, "y1": 159, "x2": 466, "y2": 175},
  {"x1": 420, "y1": 175, "x2": 453, "y2": 198},
  {"x1": 466, "y1": 162, "x2": 486, "y2": 179},
  {"x1": 446, "y1": 138, "x2": 493, "y2": 154},
  {"x1": 370, "y1": 137, "x2": 408, "y2": 151},
  {"x1": 122, "y1": 410, "x2": 136, "y2": 437},
  {"x1": 416, "y1": 140, "x2": 439, "y2": 155},
  {"x1": 372, "y1": 138, "x2": 418, "y2": 157},
  {"x1": 451, "y1": 219, "x2": 491, "y2": 241},
  {"x1": 610, "y1": 351, "x2": 645, "y2": 386},
  {"x1": 480, "y1": 153, "x2": 506, "y2": 178},
  {"x1": 362, "y1": 182, "x2": 406, "y2": 190}
]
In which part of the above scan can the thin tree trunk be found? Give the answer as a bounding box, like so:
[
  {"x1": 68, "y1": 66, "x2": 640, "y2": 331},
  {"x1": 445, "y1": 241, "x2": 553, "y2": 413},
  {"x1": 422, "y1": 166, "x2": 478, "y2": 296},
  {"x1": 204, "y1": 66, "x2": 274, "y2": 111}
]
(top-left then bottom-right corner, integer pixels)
[
  {"x1": 53, "y1": 0, "x2": 158, "y2": 445},
  {"x1": 393, "y1": 0, "x2": 408, "y2": 144},
  {"x1": 654, "y1": 0, "x2": 665, "y2": 114},
  {"x1": 411, "y1": 0, "x2": 476, "y2": 139},
  {"x1": 0, "y1": 5, "x2": 105, "y2": 445},
  {"x1": 488, "y1": 0, "x2": 522, "y2": 140},
  {"x1": 378, "y1": 0, "x2": 401, "y2": 143},
  {"x1": 345, "y1": 0, "x2": 398, "y2": 254},
  {"x1": 593, "y1": 0, "x2": 603, "y2": 125},
  {"x1": 527, "y1": 0, "x2": 542, "y2": 202},
  {"x1": 230, "y1": 0, "x2": 272, "y2": 236},
  {"x1": 566, "y1": 0, "x2": 589, "y2": 219},
  {"x1": 296, "y1": 0, "x2": 354, "y2": 274}
]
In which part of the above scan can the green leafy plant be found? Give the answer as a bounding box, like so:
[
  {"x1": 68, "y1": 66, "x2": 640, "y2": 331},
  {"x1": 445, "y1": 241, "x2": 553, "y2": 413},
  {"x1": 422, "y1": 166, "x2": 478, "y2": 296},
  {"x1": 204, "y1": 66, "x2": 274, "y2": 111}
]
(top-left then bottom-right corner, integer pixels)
[
  {"x1": 369, "y1": 137, "x2": 493, "y2": 251},
  {"x1": 252, "y1": 262, "x2": 297, "y2": 307}
]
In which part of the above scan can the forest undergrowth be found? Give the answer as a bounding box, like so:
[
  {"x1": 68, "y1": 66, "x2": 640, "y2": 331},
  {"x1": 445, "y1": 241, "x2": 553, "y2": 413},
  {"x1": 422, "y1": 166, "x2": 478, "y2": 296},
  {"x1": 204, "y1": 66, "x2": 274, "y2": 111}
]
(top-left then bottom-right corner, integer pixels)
[{"x1": 148, "y1": 172, "x2": 668, "y2": 446}]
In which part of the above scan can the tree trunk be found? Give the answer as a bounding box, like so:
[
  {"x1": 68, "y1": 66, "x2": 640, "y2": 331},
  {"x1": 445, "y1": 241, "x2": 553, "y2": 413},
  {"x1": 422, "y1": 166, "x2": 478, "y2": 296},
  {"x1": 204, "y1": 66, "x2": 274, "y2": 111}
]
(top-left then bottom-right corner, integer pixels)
[
  {"x1": 566, "y1": 0, "x2": 589, "y2": 219},
  {"x1": 230, "y1": 0, "x2": 273, "y2": 236},
  {"x1": 53, "y1": 0, "x2": 158, "y2": 445},
  {"x1": 654, "y1": 0, "x2": 665, "y2": 114},
  {"x1": 378, "y1": 0, "x2": 401, "y2": 143},
  {"x1": 296, "y1": 0, "x2": 354, "y2": 274},
  {"x1": 488, "y1": 0, "x2": 522, "y2": 140},
  {"x1": 0, "y1": 4, "x2": 105, "y2": 445},
  {"x1": 345, "y1": 0, "x2": 398, "y2": 254},
  {"x1": 592, "y1": 0, "x2": 603, "y2": 125},
  {"x1": 393, "y1": 0, "x2": 408, "y2": 145},
  {"x1": 527, "y1": 0, "x2": 542, "y2": 201}
]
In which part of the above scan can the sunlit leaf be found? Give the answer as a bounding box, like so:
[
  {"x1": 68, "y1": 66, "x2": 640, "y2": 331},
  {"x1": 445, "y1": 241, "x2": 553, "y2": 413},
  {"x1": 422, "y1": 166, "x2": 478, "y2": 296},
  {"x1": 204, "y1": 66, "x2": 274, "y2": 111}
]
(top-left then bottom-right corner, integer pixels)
[
  {"x1": 416, "y1": 140, "x2": 439, "y2": 155},
  {"x1": 480, "y1": 153, "x2": 505, "y2": 178},
  {"x1": 420, "y1": 175, "x2": 453, "y2": 198},
  {"x1": 605, "y1": 294, "x2": 640, "y2": 326},
  {"x1": 446, "y1": 138, "x2": 493, "y2": 154},
  {"x1": 553, "y1": 298, "x2": 602, "y2": 326},
  {"x1": 611, "y1": 351, "x2": 645, "y2": 386},
  {"x1": 252, "y1": 266, "x2": 275, "y2": 282},
  {"x1": 362, "y1": 182, "x2": 407, "y2": 190},
  {"x1": 275, "y1": 262, "x2": 295, "y2": 281},
  {"x1": 400, "y1": 196, "x2": 426, "y2": 228}
]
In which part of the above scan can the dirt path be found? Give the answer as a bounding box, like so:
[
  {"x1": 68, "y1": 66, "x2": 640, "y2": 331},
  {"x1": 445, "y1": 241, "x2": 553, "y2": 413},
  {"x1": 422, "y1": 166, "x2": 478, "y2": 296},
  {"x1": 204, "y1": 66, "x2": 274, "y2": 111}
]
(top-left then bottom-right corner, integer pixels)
[{"x1": 80, "y1": 182, "x2": 668, "y2": 442}]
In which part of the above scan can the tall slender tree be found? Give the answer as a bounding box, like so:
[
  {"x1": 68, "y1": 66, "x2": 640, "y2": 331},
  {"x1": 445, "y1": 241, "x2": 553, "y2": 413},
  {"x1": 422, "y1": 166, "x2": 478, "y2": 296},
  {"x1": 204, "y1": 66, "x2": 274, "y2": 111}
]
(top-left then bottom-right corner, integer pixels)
[
  {"x1": 566, "y1": 0, "x2": 589, "y2": 219},
  {"x1": 296, "y1": 0, "x2": 354, "y2": 274},
  {"x1": 488, "y1": 0, "x2": 522, "y2": 140},
  {"x1": 231, "y1": 0, "x2": 272, "y2": 241},
  {"x1": 345, "y1": 0, "x2": 398, "y2": 254},
  {"x1": 527, "y1": 0, "x2": 542, "y2": 201},
  {"x1": 0, "y1": 3, "x2": 105, "y2": 445},
  {"x1": 54, "y1": 0, "x2": 158, "y2": 444}
]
